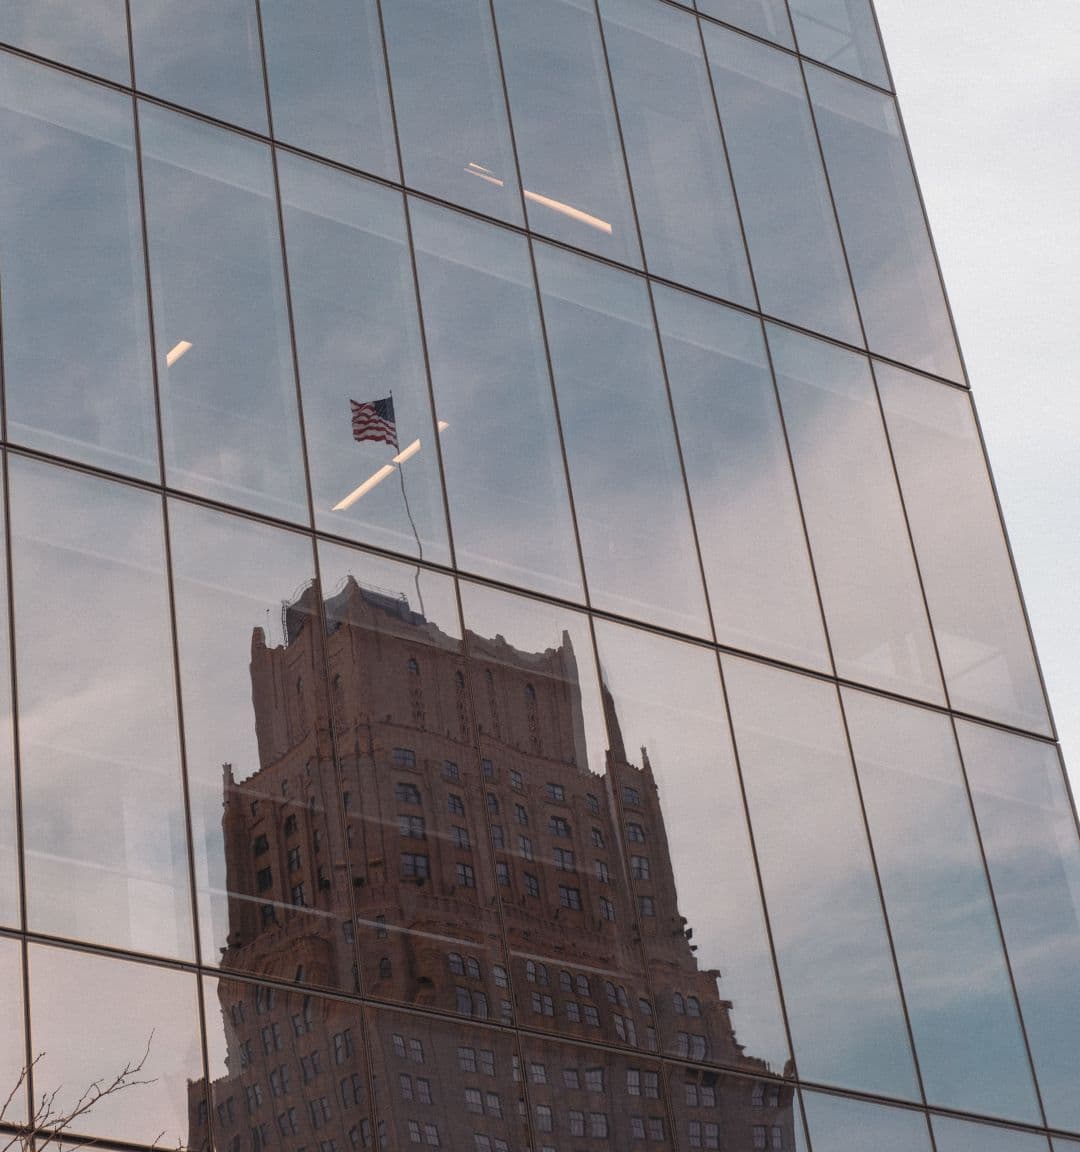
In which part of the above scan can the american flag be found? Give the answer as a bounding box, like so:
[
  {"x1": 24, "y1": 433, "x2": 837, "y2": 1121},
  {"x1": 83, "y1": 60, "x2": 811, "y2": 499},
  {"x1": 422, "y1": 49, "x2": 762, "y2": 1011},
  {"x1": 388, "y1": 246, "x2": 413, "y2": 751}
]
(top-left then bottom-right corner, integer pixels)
[{"x1": 350, "y1": 396, "x2": 398, "y2": 449}]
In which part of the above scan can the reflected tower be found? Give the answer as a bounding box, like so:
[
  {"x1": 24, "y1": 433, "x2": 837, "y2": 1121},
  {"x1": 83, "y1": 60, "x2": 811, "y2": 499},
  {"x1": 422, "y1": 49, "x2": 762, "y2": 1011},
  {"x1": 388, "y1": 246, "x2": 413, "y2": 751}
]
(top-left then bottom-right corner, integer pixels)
[{"x1": 188, "y1": 577, "x2": 795, "y2": 1151}]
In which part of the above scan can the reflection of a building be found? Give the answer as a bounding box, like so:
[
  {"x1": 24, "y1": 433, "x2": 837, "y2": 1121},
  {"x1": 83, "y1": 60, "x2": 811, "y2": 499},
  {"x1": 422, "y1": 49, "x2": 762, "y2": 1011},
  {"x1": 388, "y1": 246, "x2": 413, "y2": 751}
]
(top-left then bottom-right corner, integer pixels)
[{"x1": 189, "y1": 578, "x2": 795, "y2": 1151}]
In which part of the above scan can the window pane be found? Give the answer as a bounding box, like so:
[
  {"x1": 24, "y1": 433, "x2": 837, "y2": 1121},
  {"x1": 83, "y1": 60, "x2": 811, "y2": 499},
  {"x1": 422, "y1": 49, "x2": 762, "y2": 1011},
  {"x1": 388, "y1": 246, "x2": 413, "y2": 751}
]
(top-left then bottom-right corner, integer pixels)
[
  {"x1": 492, "y1": 0, "x2": 641, "y2": 266},
  {"x1": 807, "y1": 67, "x2": 962, "y2": 381},
  {"x1": 261, "y1": 0, "x2": 397, "y2": 177},
  {"x1": 722, "y1": 656, "x2": 919, "y2": 1100},
  {"x1": 877, "y1": 364, "x2": 1050, "y2": 734},
  {"x1": 317, "y1": 543, "x2": 512, "y2": 1016},
  {"x1": 409, "y1": 200, "x2": 583, "y2": 602},
  {"x1": 599, "y1": 0, "x2": 753, "y2": 304},
  {"x1": 0, "y1": 2, "x2": 128, "y2": 83},
  {"x1": 594, "y1": 620, "x2": 791, "y2": 1072},
  {"x1": 790, "y1": 0, "x2": 888, "y2": 87},
  {"x1": 0, "y1": 937, "x2": 25, "y2": 1124},
  {"x1": 0, "y1": 57, "x2": 157, "y2": 479},
  {"x1": 654, "y1": 285, "x2": 829, "y2": 671},
  {"x1": 703, "y1": 27, "x2": 860, "y2": 344},
  {"x1": 10, "y1": 458, "x2": 191, "y2": 960},
  {"x1": 131, "y1": 0, "x2": 267, "y2": 132},
  {"x1": 28, "y1": 945, "x2": 203, "y2": 1146},
  {"x1": 931, "y1": 1115, "x2": 1052, "y2": 1152},
  {"x1": 802, "y1": 1091, "x2": 932, "y2": 1151},
  {"x1": 535, "y1": 245, "x2": 710, "y2": 637},
  {"x1": 843, "y1": 690, "x2": 1040, "y2": 1123},
  {"x1": 203, "y1": 975, "x2": 372, "y2": 1150},
  {"x1": 367, "y1": 1005, "x2": 522, "y2": 1146},
  {"x1": 383, "y1": 0, "x2": 521, "y2": 224},
  {"x1": 278, "y1": 154, "x2": 449, "y2": 564},
  {"x1": 769, "y1": 325, "x2": 943, "y2": 703},
  {"x1": 697, "y1": 0, "x2": 795, "y2": 48},
  {"x1": 168, "y1": 501, "x2": 352, "y2": 991},
  {"x1": 958, "y1": 721, "x2": 1080, "y2": 1133},
  {"x1": 140, "y1": 105, "x2": 308, "y2": 522}
]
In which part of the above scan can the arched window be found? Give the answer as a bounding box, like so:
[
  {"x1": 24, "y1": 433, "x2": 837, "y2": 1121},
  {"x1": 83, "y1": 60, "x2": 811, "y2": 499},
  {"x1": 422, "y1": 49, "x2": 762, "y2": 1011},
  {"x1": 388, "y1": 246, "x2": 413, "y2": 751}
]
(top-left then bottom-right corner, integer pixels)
[
  {"x1": 686, "y1": 996, "x2": 701, "y2": 1018},
  {"x1": 673, "y1": 992, "x2": 685, "y2": 1015},
  {"x1": 448, "y1": 953, "x2": 464, "y2": 975},
  {"x1": 465, "y1": 957, "x2": 481, "y2": 980}
]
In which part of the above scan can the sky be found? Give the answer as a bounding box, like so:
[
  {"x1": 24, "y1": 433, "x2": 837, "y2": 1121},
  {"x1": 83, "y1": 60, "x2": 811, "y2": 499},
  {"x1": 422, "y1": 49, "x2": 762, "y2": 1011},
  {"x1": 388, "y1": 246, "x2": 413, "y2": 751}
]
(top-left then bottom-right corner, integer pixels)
[{"x1": 873, "y1": 0, "x2": 1080, "y2": 800}]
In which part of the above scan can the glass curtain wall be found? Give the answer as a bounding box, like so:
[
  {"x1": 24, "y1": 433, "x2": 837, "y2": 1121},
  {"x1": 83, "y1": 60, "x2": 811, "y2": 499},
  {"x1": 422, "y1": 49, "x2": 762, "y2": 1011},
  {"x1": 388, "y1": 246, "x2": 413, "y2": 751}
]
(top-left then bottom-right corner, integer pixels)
[{"x1": 0, "y1": 3, "x2": 1075, "y2": 1151}]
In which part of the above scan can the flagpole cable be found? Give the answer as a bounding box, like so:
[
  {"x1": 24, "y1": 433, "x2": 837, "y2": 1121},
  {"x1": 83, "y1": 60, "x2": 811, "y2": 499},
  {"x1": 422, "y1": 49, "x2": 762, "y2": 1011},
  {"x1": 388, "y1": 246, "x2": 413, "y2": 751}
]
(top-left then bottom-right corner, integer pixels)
[{"x1": 390, "y1": 388, "x2": 427, "y2": 619}]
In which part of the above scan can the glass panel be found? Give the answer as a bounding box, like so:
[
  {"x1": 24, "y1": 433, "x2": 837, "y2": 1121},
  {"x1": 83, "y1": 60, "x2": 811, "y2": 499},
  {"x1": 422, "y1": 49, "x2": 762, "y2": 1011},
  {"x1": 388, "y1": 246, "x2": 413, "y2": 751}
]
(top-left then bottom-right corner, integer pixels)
[
  {"x1": 722, "y1": 656, "x2": 919, "y2": 1100},
  {"x1": 202, "y1": 975, "x2": 372, "y2": 1152},
  {"x1": 843, "y1": 690, "x2": 1040, "y2": 1122},
  {"x1": 522, "y1": 1035, "x2": 674, "y2": 1148},
  {"x1": 0, "y1": 937, "x2": 25, "y2": 1125},
  {"x1": 409, "y1": 200, "x2": 583, "y2": 602},
  {"x1": 367, "y1": 1005, "x2": 526, "y2": 1150},
  {"x1": 535, "y1": 245, "x2": 710, "y2": 637},
  {"x1": 697, "y1": 0, "x2": 795, "y2": 48},
  {"x1": 654, "y1": 285, "x2": 829, "y2": 671},
  {"x1": 598, "y1": 0, "x2": 753, "y2": 304},
  {"x1": 667, "y1": 1065, "x2": 801, "y2": 1152},
  {"x1": 0, "y1": 2, "x2": 128, "y2": 83},
  {"x1": 932, "y1": 1115, "x2": 1051, "y2": 1152},
  {"x1": 769, "y1": 325, "x2": 943, "y2": 703},
  {"x1": 459, "y1": 582, "x2": 627, "y2": 1039},
  {"x1": 593, "y1": 620, "x2": 790, "y2": 1072},
  {"x1": 877, "y1": 365, "x2": 1050, "y2": 734},
  {"x1": 382, "y1": 0, "x2": 521, "y2": 224},
  {"x1": 0, "y1": 57, "x2": 157, "y2": 480},
  {"x1": 28, "y1": 944, "x2": 203, "y2": 1145},
  {"x1": 168, "y1": 501, "x2": 352, "y2": 992},
  {"x1": 317, "y1": 543, "x2": 512, "y2": 1018},
  {"x1": 278, "y1": 154, "x2": 449, "y2": 564},
  {"x1": 10, "y1": 458, "x2": 191, "y2": 960},
  {"x1": 139, "y1": 104, "x2": 309, "y2": 523},
  {"x1": 802, "y1": 1090, "x2": 932, "y2": 1151},
  {"x1": 131, "y1": 0, "x2": 267, "y2": 132},
  {"x1": 807, "y1": 68, "x2": 962, "y2": 381},
  {"x1": 492, "y1": 0, "x2": 641, "y2": 266},
  {"x1": 261, "y1": 0, "x2": 397, "y2": 178},
  {"x1": 958, "y1": 721, "x2": 1080, "y2": 1133},
  {"x1": 790, "y1": 0, "x2": 888, "y2": 87},
  {"x1": 703, "y1": 27, "x2": 860, "y2": 344}
]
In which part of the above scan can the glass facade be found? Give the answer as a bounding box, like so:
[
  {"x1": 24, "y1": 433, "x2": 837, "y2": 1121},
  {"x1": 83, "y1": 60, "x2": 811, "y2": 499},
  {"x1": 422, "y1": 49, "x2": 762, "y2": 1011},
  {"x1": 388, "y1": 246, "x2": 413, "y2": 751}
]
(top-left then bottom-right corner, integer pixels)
[{"x1": 0, "y1": 3, "x2": 1076, "y2": 1151}]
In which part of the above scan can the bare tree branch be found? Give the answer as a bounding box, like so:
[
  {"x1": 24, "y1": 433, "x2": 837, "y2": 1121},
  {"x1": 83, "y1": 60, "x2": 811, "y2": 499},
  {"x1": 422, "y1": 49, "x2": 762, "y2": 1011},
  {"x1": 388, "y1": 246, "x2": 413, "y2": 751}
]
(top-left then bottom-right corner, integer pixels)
[{"x1": 1, "y1": 1034, "x2": 165, "y2": 1152}]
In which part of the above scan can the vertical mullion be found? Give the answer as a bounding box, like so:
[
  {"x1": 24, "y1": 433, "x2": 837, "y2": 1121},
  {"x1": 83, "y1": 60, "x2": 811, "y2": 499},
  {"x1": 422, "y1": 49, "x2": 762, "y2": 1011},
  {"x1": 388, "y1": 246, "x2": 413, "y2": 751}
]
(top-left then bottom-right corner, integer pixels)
[
  {"x1": 485, "y1": 0, "x2": 594, "y2": 611},
  {"x1": 695, "y1": 7, "x2": 841, "y2": 684}
]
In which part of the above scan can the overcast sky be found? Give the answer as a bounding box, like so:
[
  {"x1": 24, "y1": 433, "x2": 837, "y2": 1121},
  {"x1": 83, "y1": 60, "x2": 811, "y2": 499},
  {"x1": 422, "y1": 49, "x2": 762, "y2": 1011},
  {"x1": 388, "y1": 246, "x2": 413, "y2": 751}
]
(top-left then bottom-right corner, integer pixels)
[{"x1": 873, "y1": 0, "x2": 1080, "y2": 801}]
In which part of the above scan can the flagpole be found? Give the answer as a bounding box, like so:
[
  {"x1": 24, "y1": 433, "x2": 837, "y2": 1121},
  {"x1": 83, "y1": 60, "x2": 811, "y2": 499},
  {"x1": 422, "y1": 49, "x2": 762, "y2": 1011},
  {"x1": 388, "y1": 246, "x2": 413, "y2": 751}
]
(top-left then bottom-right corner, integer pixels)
[{"x1": 390, "y1": 389, "x2": 426, "y2": 619}]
